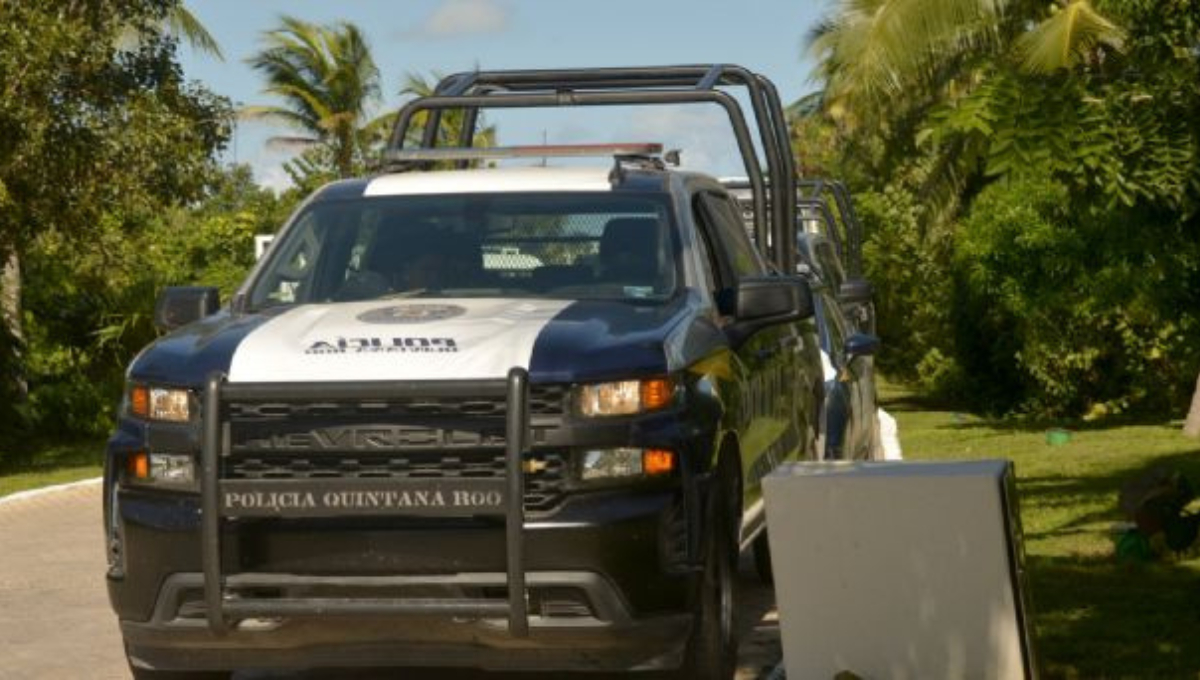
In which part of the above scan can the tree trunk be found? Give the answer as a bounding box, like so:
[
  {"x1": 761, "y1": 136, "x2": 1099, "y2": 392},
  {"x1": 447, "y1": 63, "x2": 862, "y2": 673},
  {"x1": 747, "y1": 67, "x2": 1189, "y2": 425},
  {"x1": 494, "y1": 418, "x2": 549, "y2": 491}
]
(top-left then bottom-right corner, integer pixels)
[
  {"x1": 1185, "y1": 371, "x2": 1200, "y2": 437},
  {"x1": 1, "y1": 249, "x2": 27, "y2": 399}
]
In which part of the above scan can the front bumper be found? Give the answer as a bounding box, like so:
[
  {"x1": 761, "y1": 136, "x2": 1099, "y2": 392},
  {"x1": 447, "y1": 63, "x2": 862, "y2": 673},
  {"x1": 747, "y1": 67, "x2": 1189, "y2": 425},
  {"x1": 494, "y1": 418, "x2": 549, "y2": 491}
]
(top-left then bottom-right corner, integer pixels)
[
  {"x1": 113, "y1": 488, "x2": 692, "y2": 672},
  {"x1": 122, "y1": 570, "x2": 691, "y2": 672}
]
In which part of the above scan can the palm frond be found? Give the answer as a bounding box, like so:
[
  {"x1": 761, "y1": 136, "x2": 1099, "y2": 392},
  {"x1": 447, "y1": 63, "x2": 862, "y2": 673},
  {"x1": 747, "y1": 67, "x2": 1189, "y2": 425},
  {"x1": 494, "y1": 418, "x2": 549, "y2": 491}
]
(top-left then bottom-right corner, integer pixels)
[
  {"x1": 809, "y1": 0, "x2": 1009, "y2": 122},
  {"x1": 1015, "y1": 0, "x2": 1125, "y2": 74},
  {"x1": 166, "y1": 6, "x2": 223, "y2": 60}
]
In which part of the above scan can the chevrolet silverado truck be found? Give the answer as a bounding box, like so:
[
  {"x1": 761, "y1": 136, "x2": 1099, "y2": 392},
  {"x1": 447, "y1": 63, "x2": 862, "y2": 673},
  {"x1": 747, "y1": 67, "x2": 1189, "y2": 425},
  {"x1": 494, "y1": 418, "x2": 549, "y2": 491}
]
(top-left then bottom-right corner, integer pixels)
[{"x1": 105, "y1": 142, "x2": 823, "y2": 678}]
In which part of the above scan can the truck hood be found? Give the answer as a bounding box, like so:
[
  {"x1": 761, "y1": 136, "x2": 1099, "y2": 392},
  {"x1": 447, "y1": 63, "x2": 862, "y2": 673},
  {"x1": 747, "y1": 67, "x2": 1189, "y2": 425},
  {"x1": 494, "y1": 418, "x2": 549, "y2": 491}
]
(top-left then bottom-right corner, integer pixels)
[{"x1": 130, "y1": 295, "x2": 713, "y2": 387}]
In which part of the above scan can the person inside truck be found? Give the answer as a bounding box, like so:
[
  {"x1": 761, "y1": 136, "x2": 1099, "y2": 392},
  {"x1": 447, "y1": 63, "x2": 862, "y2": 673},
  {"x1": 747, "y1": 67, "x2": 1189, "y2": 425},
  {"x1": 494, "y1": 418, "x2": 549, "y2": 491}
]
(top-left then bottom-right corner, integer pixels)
[
  {"x1": 395, "y1": 232, "x2": 484, "y2": 292},
  {"x1": 597, "y1": 216, "x2": 667, "y2": 290},
  {"x1": 336, "y1": 218, "x2": 483, "y2": 298}
]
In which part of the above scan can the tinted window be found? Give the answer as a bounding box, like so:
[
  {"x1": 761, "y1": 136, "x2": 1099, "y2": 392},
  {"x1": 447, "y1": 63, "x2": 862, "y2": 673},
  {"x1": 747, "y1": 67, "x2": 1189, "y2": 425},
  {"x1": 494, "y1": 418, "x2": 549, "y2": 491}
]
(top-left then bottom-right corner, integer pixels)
[
  {"x1": 701, "y1": 193, "x2": 766, "y2": 279},
  {"x1": 248, "y1": 193, "x2": 677, "y2": 309}
]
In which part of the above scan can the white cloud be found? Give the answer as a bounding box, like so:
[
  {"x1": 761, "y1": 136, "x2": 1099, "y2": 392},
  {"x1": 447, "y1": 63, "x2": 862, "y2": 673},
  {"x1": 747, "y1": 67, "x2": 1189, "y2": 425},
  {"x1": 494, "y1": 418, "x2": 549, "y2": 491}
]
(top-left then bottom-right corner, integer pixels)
[{"x1": 406, "y1": 0, "x2": 511, "y2": 39}]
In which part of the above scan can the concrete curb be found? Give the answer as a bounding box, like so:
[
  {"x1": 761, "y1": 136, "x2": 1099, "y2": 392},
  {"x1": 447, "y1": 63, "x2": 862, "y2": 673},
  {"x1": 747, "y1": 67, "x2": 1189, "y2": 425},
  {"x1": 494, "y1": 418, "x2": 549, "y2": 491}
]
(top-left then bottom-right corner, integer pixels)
[{"x1": 0, "y1": 476, "x2": 102, "y2": 506}]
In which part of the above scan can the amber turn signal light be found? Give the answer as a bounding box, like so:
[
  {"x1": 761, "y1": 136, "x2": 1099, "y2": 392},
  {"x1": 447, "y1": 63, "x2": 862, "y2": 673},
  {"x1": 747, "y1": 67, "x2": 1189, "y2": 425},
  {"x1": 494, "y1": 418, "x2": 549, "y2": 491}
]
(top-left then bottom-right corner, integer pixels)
[
  {"x1": 640, "y1": 378, "x2": 674, "y2": 411},
  {"x1": 126, "y1": 451, "x2": 149, "y2": 480},
  {"x1": 642, "y1": 449, "x2": 675, "y2": 476},
  {"x1": 129, "y1": 386, "x2": 149, "y2": 418}
]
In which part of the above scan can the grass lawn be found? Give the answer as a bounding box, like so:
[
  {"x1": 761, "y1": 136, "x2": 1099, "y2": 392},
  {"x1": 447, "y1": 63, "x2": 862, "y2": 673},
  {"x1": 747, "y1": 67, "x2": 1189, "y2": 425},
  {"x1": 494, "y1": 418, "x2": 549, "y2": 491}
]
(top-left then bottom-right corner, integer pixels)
[
  {"x1": 0, "y1": 440, "x2": 103, "y2": 498},
  {"x1": 883, "y1": 386, "x2": 1200, "y2": 678}
]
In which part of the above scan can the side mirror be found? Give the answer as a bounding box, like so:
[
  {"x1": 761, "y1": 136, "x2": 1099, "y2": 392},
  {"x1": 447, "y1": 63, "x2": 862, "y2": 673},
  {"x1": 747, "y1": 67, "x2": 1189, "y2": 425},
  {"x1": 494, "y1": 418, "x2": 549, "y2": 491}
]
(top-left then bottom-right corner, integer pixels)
[
  {"x1": 838, "y1": 278, "x2": 874, "y2": 305},
  {"x1": 844, "y1": 333, "x2": 880, "y2": 359},
  {"x1": 735, "y1": 276, "x2": 814, "y2": 322},
  {"x1": 154, "y1": 286, "x2": 219, "y2": 332},
  {"x1": 725, "y1": 276, "x2": 814, "y2": 347}
]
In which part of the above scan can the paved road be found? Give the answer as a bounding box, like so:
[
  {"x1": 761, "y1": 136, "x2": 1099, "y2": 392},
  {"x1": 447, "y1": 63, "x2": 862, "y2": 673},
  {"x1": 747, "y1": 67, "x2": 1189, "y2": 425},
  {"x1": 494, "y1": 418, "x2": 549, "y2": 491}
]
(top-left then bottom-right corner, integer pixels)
[{"x1": 0, "y1": 483, "x2": 781, "y2": 679}]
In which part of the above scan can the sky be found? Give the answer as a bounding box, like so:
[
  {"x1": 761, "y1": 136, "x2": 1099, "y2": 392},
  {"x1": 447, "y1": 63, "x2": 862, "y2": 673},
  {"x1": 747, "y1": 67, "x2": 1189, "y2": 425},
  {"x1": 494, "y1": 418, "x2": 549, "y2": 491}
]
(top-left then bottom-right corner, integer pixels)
[{"x1": 179, "y1": 0, "x2": 831, "y2": 190}]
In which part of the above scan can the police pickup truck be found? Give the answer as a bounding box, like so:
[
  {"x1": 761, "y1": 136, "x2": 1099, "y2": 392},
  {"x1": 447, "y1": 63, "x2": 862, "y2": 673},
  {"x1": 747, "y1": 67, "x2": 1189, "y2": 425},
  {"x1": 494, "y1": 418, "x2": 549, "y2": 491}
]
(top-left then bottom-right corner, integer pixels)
[{"x1": 104, "y1": 143, "x2": 822, "y2": 679}]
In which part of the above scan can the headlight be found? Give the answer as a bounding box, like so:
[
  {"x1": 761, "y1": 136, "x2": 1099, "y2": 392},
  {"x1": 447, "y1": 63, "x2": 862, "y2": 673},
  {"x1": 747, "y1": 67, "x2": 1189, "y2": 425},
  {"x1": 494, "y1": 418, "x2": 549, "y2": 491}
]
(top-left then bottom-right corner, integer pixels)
[
  {"x1": 576, "y1": 377, "x2": 676, "y2": 417},
  {"x1": 581, "y1": 448, "x2": 675, "y2": 481},
  {"x1": 125, "y1": 451, "x2": 196, "y2": 488},
  {"x1": 128, "y1": 384, "x2": 191, "y2": 422}
]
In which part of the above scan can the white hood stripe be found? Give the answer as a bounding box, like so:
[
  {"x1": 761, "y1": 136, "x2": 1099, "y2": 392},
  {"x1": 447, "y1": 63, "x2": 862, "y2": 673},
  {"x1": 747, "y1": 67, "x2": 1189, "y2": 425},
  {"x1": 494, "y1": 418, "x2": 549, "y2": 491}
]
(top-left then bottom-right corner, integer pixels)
[{"x1": 228, "y1": 299, "x2": 573, "y2": 383}]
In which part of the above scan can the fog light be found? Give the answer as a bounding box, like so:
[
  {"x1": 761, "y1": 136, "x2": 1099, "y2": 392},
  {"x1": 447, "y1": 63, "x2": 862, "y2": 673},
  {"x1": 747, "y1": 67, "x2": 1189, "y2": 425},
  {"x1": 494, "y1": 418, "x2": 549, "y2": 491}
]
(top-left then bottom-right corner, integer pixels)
[
  {"x1": 581, "y1": 448, "x2": 643, "y2": 480},
  {"x1": 642, "y1": 449, "x2": 675, "y2": 476},
  {"x1": 149, "y1": 453, "x2": 195, "y2": 486}
]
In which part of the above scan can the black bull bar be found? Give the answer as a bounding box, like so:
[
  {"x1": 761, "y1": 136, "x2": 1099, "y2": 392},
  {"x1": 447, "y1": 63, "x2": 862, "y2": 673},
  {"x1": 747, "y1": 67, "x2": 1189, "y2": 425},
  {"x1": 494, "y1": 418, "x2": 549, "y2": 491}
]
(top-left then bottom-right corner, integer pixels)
[{"x1": 200, "y1": 368, "x2": 533, "y2": 637}]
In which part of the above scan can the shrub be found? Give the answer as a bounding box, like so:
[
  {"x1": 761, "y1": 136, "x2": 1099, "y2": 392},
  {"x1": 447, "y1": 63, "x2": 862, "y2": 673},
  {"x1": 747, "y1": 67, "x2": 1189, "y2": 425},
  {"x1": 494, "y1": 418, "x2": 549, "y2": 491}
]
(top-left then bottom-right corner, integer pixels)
[{"x1": 954, "y1": 173, "x2": 1200, "y2": 417}]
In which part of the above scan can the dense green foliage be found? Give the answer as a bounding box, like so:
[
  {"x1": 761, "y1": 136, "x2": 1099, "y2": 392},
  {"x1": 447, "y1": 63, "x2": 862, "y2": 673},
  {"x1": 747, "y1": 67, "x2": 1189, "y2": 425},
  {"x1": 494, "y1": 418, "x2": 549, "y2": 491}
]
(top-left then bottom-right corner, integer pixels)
[
  {"x1": 806, "y1": 0, "x2": 1200, "y2": 417},
  {"x1": 9, "y1": 165, "x2": 286, "y2": 460},
  {"x1": 0, "y1": 0, "x2": 235, "y2": 460}
]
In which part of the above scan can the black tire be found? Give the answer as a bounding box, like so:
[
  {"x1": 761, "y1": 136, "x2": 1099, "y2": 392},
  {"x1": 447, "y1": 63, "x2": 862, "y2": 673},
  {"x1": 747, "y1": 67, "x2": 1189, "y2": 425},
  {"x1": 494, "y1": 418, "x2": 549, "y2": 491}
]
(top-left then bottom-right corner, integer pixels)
[
  {"x1": 681, "y1": 477, "x2": 739, "y2": 679},
  {"x1": 752, "y1": 530, "x2": 774, "y2": 585}
]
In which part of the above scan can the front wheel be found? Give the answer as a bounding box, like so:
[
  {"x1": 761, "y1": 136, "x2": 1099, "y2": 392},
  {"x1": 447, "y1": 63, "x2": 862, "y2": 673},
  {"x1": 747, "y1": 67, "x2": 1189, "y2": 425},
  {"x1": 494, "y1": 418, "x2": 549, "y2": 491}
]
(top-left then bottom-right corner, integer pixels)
[{"x1": 680, "y1": 483, "x2": 739, "y2": 679}]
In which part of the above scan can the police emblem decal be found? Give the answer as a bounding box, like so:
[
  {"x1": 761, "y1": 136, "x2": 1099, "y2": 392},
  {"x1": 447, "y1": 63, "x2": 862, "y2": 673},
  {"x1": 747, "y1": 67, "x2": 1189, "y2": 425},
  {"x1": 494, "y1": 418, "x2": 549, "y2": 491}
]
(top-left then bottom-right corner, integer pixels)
[{"x1": 357, "y1": 303, "x2": 466, "y2": 324}]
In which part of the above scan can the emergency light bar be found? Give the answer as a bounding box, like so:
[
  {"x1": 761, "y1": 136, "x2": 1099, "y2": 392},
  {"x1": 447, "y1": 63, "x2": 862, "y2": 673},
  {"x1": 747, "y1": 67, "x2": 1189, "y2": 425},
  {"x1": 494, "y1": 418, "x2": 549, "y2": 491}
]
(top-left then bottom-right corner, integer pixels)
[{"x1": 383, "y1": 143, "x2": 663, "y2": 164}]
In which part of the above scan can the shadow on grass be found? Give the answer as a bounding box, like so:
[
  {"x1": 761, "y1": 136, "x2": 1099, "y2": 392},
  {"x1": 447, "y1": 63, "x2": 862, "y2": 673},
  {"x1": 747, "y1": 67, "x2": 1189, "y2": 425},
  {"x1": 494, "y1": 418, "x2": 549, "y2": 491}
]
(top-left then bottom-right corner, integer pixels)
[
  {"x1": 933, "y1": 413, "x2": 1184, "y2": 435},
  {"x1": 876, "y1": 375, "x2": 1190, "y2": 434},
  {"x1": 1029, "y1": 553, "x2": 1200, "y2": 678},
  {"x1": 1016, "y1": 451, "x2": 1200, "y2": 541},
  {"x1": 877, "y1": 388, "x2": 953, "y2": 414},
  {"x1": 1013, "y1": 450, "x2": 1200, "y2": 677}
]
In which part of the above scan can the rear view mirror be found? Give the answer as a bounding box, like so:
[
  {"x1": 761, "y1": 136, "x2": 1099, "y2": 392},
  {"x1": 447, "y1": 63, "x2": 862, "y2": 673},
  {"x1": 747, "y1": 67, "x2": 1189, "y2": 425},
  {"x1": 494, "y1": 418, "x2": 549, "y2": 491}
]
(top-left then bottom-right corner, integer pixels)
[
  {"x1": 838, "y1": 278, "x2": 874, "y2": 305},
  {"x1": 154, "y1": 286, "x2": 219, "y2": 332}
]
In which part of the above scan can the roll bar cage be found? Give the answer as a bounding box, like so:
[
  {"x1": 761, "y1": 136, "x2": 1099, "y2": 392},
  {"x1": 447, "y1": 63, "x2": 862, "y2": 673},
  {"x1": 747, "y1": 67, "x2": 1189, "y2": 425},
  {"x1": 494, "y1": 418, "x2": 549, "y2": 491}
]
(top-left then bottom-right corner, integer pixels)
[
  {"x1": 797, "y1": 179, "x2": 865, "y2": 278},
  {"x1": 383, "y1": 64, "x2": 798, "y2": 274}
]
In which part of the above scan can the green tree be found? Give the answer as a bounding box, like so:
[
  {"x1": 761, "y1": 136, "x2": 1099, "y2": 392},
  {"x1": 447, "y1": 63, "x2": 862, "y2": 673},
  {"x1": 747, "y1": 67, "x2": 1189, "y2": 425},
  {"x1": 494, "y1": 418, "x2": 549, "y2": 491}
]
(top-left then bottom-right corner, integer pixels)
[
  {"x1": 0, "y1": 0, "x2": 230, "y2": 447},
  {"x1": 245, "y1": 16, "x2": 381, "y2": 178},
  {"x1": 805, "y1": 0, "x2": 1199, "y2": 417},
  {"x1": 809, "y1": 0, "x2": 1125, "y2": 130}
]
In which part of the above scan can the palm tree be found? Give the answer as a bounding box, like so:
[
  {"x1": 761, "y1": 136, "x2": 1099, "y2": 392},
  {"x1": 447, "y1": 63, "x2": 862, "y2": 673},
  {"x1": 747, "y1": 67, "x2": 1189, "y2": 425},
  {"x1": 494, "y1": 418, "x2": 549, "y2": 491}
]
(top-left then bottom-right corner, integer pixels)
[
  {"x1": 804, "y1": 0, "x2": 1128, "y2": 224},
  {"x1": 245, "y1": 17, "x2": 381, "y2": 178},
  {"x1": 396, "y1": 72, "x2": 497, "y2": 149},
  {"x1": 809, "y1": 0, "x2": 1125, "y2": 128}
]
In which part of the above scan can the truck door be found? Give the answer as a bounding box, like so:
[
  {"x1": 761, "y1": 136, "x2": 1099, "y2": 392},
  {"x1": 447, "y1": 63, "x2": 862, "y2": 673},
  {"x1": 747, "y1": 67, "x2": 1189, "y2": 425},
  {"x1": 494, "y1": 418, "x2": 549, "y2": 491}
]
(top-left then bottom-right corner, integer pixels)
[{"x1": 692, "y1": 191, "x2": 806, "y2": 528}]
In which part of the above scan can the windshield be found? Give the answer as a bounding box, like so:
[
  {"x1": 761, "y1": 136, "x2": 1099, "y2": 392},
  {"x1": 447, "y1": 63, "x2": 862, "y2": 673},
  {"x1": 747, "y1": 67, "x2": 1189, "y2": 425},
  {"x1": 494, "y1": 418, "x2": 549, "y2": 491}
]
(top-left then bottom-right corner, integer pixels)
[{"x1": 248, "y1": 192, "x2": 678, "y2": 310}]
